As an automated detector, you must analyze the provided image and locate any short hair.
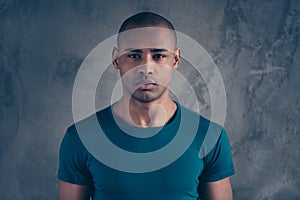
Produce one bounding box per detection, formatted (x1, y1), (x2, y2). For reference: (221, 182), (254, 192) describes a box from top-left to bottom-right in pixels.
(118, 12), (175, 33)
(117, 12), (177, 46)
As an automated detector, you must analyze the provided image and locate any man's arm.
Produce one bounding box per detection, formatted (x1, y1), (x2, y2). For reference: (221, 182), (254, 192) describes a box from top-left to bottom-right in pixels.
(59, 181), (91, 200)
(199, 177), (233, 200)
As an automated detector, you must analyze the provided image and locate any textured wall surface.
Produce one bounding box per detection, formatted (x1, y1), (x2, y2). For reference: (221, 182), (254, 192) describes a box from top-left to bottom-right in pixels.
(0, 0), (299, 199)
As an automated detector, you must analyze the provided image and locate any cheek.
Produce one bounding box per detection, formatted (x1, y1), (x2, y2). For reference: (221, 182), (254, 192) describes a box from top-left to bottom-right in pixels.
(156, 67), (173, 85)
(119, 67), (136, 85)
(118, 59), (139, 74)
(118, 63), (135, 76)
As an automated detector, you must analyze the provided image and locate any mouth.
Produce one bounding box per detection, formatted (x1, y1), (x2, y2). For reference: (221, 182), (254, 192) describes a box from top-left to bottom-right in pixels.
(134, 79), (157, 90)
(138, 83), (157, 90)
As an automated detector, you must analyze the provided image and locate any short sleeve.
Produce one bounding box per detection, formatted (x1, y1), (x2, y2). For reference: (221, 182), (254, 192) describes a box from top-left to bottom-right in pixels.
(200, 128), (235, 182)
(57, 125), (92, 185)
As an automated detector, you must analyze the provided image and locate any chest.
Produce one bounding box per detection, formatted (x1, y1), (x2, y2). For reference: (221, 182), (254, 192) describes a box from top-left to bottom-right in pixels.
(87, 148), (204, 199)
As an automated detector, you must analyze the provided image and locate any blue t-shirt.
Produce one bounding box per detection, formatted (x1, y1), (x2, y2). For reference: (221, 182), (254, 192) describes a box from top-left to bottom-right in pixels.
(57, 103), (235, 199)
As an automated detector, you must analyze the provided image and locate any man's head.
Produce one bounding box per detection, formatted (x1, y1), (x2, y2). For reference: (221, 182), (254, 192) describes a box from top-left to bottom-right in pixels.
(113, 12), (180, 103)
(117, 12), (177, 47)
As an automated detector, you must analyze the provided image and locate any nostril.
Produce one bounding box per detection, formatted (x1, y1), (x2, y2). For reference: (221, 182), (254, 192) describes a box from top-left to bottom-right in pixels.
(137, 64), (154, 76)
(138, 69), (145, 75)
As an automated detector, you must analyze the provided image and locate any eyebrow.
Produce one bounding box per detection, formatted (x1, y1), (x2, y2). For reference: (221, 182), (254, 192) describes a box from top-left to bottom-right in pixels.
(150, 48), (168, 53)
(124, 48), (169, 53)
(124, 48), (143, 53)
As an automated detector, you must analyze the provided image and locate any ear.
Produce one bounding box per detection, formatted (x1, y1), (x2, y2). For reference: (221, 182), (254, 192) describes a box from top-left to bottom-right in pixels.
(173, 48), (181, 69)
(112, 47), (119, 69)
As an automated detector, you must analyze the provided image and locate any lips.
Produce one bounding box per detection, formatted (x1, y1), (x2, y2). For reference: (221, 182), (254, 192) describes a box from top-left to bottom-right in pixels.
(138, 83), (157, 90)
(134, 78), (157, 90)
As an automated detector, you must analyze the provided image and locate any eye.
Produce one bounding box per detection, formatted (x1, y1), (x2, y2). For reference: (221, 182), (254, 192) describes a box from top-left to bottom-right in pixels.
(127, 54), (141, 59)
(153, 54), (166, 59)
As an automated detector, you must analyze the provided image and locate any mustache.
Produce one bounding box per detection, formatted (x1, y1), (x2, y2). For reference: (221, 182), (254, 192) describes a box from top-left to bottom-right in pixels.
(134, 75), (157, 85)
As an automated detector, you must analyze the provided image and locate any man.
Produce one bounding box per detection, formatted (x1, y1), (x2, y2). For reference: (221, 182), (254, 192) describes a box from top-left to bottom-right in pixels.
(57, 12), (235, 200)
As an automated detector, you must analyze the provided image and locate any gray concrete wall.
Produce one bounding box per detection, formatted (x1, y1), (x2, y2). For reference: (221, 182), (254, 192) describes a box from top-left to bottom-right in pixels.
(0, 0), (299, 199)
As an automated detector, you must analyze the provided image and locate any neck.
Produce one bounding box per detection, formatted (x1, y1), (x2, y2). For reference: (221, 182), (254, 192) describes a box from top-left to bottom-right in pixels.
(112, 95), (177, 128)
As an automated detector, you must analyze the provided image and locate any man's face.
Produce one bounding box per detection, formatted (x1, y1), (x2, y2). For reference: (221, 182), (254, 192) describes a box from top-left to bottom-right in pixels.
(113, 26), (180, 103)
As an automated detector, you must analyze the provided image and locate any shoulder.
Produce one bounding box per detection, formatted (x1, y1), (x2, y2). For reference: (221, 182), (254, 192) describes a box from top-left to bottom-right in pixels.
(70, 105), (111, 133)
(61, 105), (113, 154)
(60, 106), (110, 149)
(178, 103), (223, 133)
(177, 103), (227, 155)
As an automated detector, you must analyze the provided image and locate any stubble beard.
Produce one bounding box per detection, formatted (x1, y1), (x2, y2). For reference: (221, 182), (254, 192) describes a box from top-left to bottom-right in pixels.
(129, 85), (168, 104)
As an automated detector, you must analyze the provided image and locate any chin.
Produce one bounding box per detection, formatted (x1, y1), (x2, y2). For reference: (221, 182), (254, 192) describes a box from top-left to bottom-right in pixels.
(131, 92), (164, 103)
(132, 96), (158, 103)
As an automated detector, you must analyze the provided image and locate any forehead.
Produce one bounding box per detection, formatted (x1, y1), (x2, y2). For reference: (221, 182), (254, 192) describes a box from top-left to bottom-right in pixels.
(118, 27), (176, 53)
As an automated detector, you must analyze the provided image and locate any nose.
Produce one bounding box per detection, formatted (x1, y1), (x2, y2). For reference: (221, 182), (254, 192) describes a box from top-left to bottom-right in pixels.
(137, 55), (154, 75)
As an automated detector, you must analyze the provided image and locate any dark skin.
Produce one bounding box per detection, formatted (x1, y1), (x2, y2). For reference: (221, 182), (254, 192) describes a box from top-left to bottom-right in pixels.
(59, 24), (233, 200)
